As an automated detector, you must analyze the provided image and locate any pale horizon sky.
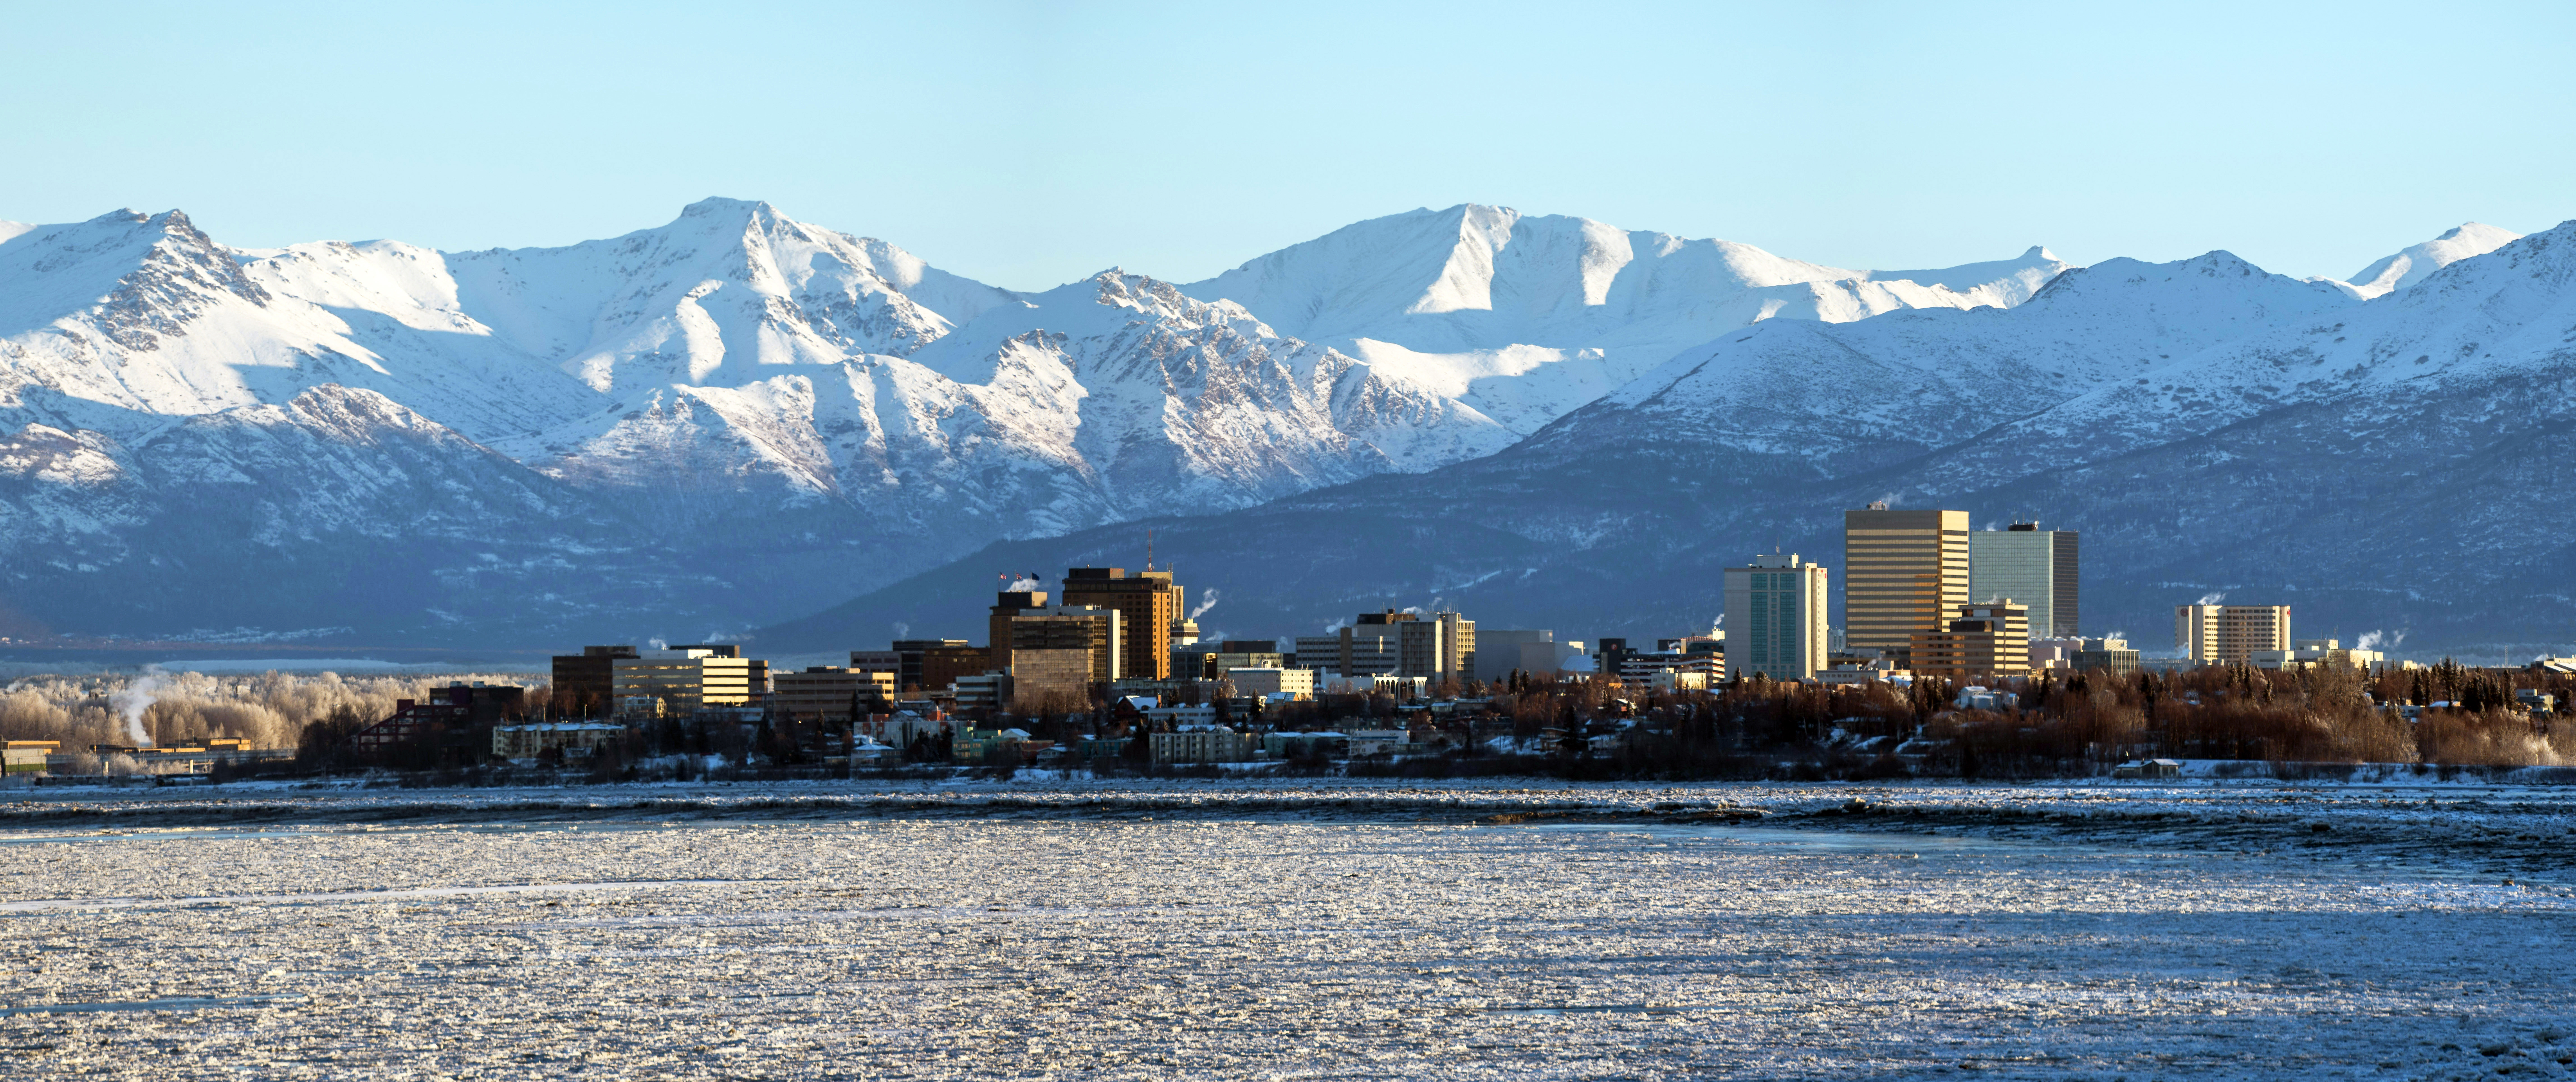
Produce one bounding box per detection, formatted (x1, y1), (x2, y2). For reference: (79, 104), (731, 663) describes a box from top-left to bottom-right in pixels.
(4, 1), (2569, 292)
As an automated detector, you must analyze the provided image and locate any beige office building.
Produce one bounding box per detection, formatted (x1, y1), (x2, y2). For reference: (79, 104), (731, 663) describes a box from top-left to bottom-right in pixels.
(2176, 604), (2291, 664)
(612, 648), (758, 714)
(1297, 610), (1475, 683)
(771, 667), (897, 723)
(1911, 600), (2032, 680)
(1844, 504), (1970, 659)
(1061, 568), (1182, 680)
(1009, 606), (1121, 683)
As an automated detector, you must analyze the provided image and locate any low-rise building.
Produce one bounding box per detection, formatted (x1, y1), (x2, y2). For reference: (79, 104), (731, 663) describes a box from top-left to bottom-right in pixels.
(1226, 667), (1313, 700)
(953, 672), (1014, 713)
(1262, 732), (1350, 758)
(4, 740), (58, 776)
(953, 727), (1034, 765)
(2248, 639), (2384, 671)
(771, 667), (898, 723)
(1632, 669), (1710, 694)
(2072, 637), (2142, 675)
(1816, 659), (1912, 686)
(493, 723), (626, 759)
(1145, 703), (1219, 728)
(1317, 673), (1429, 700)
(1174, 641), (1287, 679)
(1150, 728), (1258, 765)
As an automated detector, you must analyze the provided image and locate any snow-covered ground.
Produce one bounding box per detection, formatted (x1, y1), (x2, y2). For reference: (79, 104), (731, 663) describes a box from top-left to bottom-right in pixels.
(6, 780), (2573, 1079)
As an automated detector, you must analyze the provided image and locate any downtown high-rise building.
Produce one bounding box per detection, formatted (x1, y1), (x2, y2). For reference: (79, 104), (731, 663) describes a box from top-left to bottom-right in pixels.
(1060, 567), (1182, 680)
(1723, 553), (1829, 680)
(1842, 503), (1970, 661)
(1968, 522), (2079, 638)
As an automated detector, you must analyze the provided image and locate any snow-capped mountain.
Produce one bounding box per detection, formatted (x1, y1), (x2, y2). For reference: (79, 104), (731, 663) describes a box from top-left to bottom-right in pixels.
(1182, 205), (2072, 435)
(2330, 222), (2521, 299)
(770, 223), (2576, 659)
(0, 198), (2081, 643)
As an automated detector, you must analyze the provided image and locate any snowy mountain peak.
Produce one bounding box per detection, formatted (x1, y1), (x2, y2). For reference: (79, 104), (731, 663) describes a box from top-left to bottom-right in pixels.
(2340, 221), (2523, 299)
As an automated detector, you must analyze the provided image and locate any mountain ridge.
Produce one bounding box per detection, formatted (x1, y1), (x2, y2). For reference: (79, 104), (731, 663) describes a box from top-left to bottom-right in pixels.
(1, 199), (2544, 650)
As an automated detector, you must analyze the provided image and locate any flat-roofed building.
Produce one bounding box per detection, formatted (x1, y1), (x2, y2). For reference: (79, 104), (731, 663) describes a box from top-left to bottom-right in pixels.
(1294, 625), (1400, 678)
(1294, 610), (1474, 683)
(1008, 605), (1121, 684)
(1724, 552), (1828, 680)
(493, 723), (625, 759)
(1911, 600), (2031, 680)
(2175, 604), (2291, 664)
(987, 590), (1050, 672)
(1009, 648), (1097, 712)
(671, 644), (766, 697)
(1060, 567), (1182, 680)
(953, 672), (1014, 712)
(1844, 504), (1970, 663)
(920, 645), (994, 694)
(1174, 644), (1287, 679)
(2072, 637), (2141, 675)
(1968, 522), (2079, 638)
(1150, 728), (1259, 765)
(890, 639), (971, 693)
(550, 645), (637, 718)
(772, 666), (897, 723)
(613, 649), (758, 714)
(1226, 666), (1315, 700)
(2250, 638), (2383, 671)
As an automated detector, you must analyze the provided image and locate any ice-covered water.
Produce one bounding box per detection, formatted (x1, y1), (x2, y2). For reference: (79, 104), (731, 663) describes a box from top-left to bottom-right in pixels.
(5, 799), (2573, 1079)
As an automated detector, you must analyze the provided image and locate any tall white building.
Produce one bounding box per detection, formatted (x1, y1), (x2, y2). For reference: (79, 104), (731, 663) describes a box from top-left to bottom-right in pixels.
(2176, 604), (2291, 664)
(1968, 522), (2079, 638)
(1723, 553), (1829, 680)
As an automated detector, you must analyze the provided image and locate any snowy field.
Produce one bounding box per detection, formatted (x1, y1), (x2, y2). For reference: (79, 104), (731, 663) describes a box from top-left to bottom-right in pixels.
(5, 780), (2575, 1079)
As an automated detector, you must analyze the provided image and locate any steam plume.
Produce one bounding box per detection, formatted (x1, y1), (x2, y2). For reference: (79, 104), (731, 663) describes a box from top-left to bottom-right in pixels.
(109, 666), (166, 747)
(1187, 589), (1219, 620)
(2193, 592), (2227, 606)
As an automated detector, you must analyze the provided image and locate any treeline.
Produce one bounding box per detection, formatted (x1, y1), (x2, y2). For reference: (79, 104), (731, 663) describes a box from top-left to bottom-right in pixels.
(1445, 662), (2576, 781)
(0, 671), (542, 761)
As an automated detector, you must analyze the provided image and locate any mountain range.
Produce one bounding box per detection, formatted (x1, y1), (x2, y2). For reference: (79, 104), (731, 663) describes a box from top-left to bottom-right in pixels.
(1, 200), (2561, 659)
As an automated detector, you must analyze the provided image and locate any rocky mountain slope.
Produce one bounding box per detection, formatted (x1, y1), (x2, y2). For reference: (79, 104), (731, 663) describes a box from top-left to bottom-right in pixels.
(0, 200), (2057, 645)
(770, 223), (2576, 661)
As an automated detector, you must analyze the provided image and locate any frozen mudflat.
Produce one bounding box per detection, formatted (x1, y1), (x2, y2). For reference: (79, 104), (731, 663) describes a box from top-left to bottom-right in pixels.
(4, 781), (2574, 1079)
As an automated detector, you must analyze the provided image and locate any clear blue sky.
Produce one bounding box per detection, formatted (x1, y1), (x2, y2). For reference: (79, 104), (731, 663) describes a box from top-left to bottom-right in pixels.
(5, 1), (2569, 291)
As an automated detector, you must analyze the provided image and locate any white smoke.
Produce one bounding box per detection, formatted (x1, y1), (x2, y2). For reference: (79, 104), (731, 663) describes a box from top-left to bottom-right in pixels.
(646, 636), (668, 650)
(891, 623), (910, 639)
(1187, 589), (1219, 620)
(108, 666), (166, 747)
(2193, 592), (2227, 606)
(1004, 577), (1043, 593)
(1322, 618), (1347, 634)
(2356, 629), (2407, 652)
